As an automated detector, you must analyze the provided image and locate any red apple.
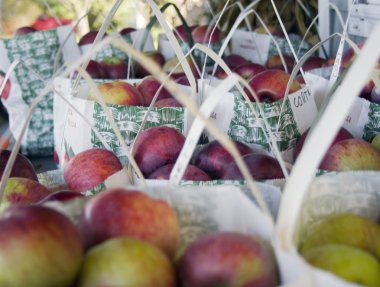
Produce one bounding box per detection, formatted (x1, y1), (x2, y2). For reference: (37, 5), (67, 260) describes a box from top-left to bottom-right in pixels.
(178, 232), (278, 287)
(163, 56), (199, 78)
(78, 237), (176, 287)
(193, 140), (254, 179)
(63, 148), (123, 193)
(0, 71), (11, 100)
(136, 75), (172, 106)
(132, 126), (185, 177)
(78, 30), (107, 46)
(0, 149), (38, 181)
(148, 164), (211, 181)
(171, 72), (191, 86)
(154, 98), (182, 107)
(136, 50), (165, 78)
(302, 56), (326, 71)
(320, 138), (380, 171)
(174, 24), (198, 42)
(0, 177), (51, 212)
(39, 190), (84, 204)
(221, 153), (284, 180)
(79, 188), (180, 258)
(266, 54), (294, 72)
(0, 205), (83, 287)
(32, 15), (72, 31)
(99, 56), (128, 79)
(246, 69), (301, 102)
(293, 127), (353, 161)
(119, 27), (136, 36)
(191, 25), (224, 44)
(13, 26), (37, 36)
(233, 62), (266, 81)
(72, 60), (107, 80)
(223, 54), (248, 70)
(95, 81), (144, 106)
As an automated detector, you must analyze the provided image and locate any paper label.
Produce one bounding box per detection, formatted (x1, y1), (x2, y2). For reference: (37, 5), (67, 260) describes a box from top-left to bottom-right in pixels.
(304, 72), (330, 110)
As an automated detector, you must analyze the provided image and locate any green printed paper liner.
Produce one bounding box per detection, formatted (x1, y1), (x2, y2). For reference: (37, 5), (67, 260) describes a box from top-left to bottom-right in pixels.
(274, 23), (380, 287)
(0, 25), (80, 156)
(53, 77), (191, 167)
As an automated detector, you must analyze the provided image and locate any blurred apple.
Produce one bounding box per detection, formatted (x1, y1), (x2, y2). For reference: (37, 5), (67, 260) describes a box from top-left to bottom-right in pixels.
(192, 25), (224, 44)
(223, 54), (248, 70)
(137, 75), (172, 106)
(299, 213), (380, 260)
(255, 25), (284, 37)
(132, 126), (185, 177)
(233, 62), (266, 81)
(221, 153), (284, 180)
(371, 133), (380, 151)
(136, 50), (165, 78)
(302, 56), (326, 71)
(193, 140), (254, 179)
(173, 24), (198, 42)
(79, 188), (180, 257)
(0, 205), (83, 287)
(119, 27), (136, 36)
(72, 60), (107, 80)
(32, 15), (72, 31)
(13, 26), (37, 36)
(178, 232), (278, 287)
(163, 56), (199, 78)
(78, 237), (176, 287)
(148, 163), (211, 181)
(319, 139), (380, 171)
(94, 81), (144, 106)
(266, 54), (294, 72)
(0, 71), (11, 100)
(78, 30), (107, 46)
(39, 190), (84, 204)
(246, 69), (301, 102)
(293, 127), (353, 161)
(0, 177), (51, 212)
(99, 56), (128, 79)
(0, 149), (38, 181)
(63, 148), (123, 193)
(154, 98), (182, 107)
(303, 244), (380, 287)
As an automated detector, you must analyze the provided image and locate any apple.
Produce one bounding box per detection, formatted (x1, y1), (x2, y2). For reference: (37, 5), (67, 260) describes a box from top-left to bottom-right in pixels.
(178, 232), (278, 287)
(79, 188), (180, 258)
(371, 133), (380, 150)
(13, 26), (37, 36)
(173, 24), (198, 42)
(223, 54), (248, 70)
(246, 69), (301, 102)
(72, 60), (107, 80)
(0, 205), (83, 287)
(136, 75), (172, 106)
(63, 148), (123, 193)
(303, 244), (380, 287)
(266, 54), (294, 72)
(299, 213), (380, 260)
(0, 149), (38, 181)
(154, 98), (182, 107)
(193, 140), (254, 179)
(302, 56), (326, 71)
(94, 81), (144, 106)
(78, 30), (107, 46)
(163, 56), (199, 78)
(293, 127), (353, 161)
(78, 237), (176, 287)
(148, 163), (211, 181)
(32, 15), (72, 31)
(132, 126), (185, 177)
(191, 25), (224, 44)
(319, 138), (380, 171)
(0, 177), (51, 212)
(233, 62), (266, 81)
(98, 56), (128, 79)
(0, 71), (11, 100)
(221, 153), (284, 180)
(39, 190), (84, 204)
(135, 50), (165, 78)
(119, 27), (136, 36)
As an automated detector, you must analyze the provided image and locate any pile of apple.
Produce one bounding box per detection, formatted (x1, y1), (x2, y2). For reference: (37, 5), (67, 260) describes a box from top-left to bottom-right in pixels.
(0, 149), (279, 287)
(299, 212), (380, 287)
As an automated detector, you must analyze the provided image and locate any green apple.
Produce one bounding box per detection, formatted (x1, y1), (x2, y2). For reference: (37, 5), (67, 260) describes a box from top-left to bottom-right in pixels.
(78, 237), (176, 287)
(303, 244), (380, 287)
(371, 133), (380, 151)
(299, 213), (380, 260)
